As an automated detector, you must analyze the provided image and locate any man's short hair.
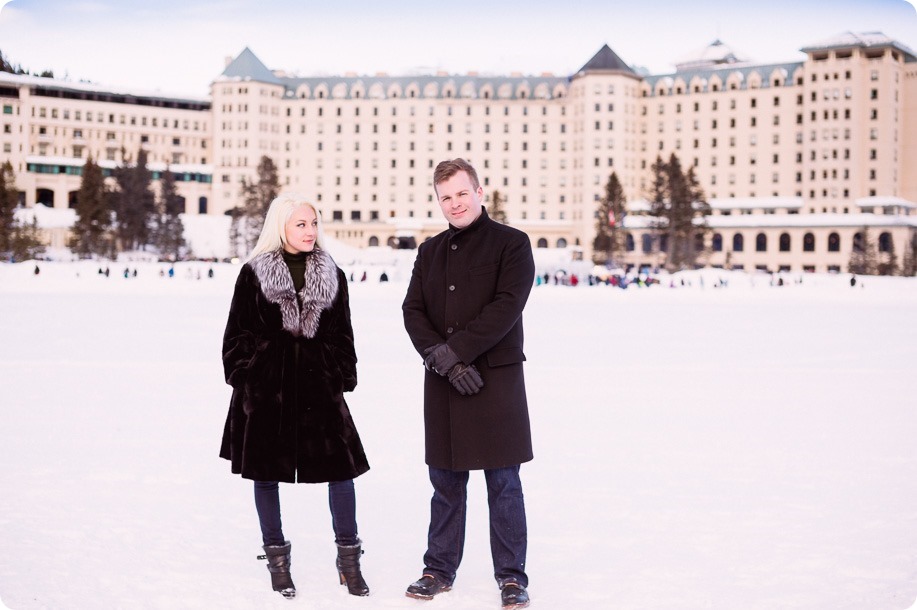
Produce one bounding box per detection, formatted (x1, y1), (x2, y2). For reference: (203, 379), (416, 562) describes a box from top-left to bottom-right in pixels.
(433, 158), (480, 192)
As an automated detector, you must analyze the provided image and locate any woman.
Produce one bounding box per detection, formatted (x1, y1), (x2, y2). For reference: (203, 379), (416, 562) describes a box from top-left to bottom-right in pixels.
(219, 193), (370, 599)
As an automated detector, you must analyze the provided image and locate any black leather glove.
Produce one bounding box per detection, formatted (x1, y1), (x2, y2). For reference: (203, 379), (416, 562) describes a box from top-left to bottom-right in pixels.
(448, 363), (484, 396)
(423, 343), (461, 376)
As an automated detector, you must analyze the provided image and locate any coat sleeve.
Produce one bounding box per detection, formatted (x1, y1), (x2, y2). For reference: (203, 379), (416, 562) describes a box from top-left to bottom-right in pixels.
(222, 265), (269, 388)
(326, 268), (358, 392)
(447, 231), (535, 365)
(402, 245), (446, 357)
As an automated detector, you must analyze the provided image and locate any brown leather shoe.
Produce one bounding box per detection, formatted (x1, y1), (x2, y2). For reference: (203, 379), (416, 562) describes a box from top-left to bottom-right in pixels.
(501, 582), (530, 608)
(405, 573), (452, 600)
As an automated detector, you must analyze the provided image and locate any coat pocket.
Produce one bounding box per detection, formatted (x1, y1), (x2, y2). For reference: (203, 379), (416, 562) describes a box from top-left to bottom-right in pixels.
(485, 346), (526, 367)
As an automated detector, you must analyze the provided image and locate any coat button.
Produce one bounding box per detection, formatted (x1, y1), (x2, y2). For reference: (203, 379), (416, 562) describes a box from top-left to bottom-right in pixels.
(451, 244), (457, 251)
(449, 285), (455, 291)
(447, 327), (454, 334)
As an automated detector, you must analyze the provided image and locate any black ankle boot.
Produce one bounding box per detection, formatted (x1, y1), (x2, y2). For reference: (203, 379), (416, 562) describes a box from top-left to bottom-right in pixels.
(258, 541), (295, 599)
(336, 539), (370, 596)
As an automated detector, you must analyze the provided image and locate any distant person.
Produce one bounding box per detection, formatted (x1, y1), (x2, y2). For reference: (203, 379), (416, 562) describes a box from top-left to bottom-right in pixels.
(402, 159), (534, 609)
(33, 264), (39, 276)
(379, 271), (389, 282)
(208, 267), (214, 279)
(220, 193), (371, 600)
(168, 266), (174, 278)
(850, 274), (857, 287)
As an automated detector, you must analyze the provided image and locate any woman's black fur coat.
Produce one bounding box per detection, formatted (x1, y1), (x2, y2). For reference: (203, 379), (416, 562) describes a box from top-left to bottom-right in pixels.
(219, 248), (369, 483)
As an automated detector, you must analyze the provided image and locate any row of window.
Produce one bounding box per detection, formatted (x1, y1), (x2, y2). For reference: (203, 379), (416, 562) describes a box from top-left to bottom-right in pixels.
(26, 163), (212, 182)
(627, 231), (896, 254)
(29, 106), (206, 130)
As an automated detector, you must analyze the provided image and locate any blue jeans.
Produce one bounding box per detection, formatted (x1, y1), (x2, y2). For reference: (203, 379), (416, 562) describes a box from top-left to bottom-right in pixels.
(254, 479), (359, 547)
(423, 465), (528, 588)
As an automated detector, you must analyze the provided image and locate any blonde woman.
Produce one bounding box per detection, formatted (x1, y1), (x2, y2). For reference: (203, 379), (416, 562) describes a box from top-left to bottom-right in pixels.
(220, 193), (370, 599)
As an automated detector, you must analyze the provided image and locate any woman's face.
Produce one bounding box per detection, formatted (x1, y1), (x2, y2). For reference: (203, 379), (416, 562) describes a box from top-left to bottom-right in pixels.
(283, 205), (318, 253)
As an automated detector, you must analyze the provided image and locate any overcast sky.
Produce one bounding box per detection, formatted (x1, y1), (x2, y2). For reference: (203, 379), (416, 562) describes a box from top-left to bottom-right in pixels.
(1, 0), (915, 99)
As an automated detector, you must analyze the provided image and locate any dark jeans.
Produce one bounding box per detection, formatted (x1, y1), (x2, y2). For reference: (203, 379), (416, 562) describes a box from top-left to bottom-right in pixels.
(254, 479), (359, 547)
(423, 465), (528, 588)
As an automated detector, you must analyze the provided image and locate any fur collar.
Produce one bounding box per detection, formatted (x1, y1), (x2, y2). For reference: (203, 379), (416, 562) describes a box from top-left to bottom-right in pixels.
(249, 248), (340, 338)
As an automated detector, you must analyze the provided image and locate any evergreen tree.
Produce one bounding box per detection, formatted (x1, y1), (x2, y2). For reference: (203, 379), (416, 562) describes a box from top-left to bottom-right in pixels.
(0, 48), (52, 76)
(153, 167), (187, 260)
(901, 233), (917, 277)
(112, 147), (155, 252)
(71, 156), (113, 257)
(847, 227), (878, 275)
(0, 160), (17, 255)
(592, 171), (627, 265)
(227, 206), (245, 260)
(878, 235), (899, 276)
(648, 153), (710, 271)
(236, 155), (280, 254)
(9, 216), (45, 261)
(488, 190), (508, 224)
(848, 227), (878, 275)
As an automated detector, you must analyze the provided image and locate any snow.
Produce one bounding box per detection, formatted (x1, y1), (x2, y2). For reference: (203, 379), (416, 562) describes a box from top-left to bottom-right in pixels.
(1, 255), (916, 610)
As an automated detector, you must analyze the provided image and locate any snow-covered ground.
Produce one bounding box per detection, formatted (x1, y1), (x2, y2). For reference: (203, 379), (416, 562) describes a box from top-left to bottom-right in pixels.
(1, 255), (916, 609)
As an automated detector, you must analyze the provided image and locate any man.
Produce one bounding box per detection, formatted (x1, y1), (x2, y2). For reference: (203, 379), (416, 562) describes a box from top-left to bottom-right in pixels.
(402, 158), (535, 609)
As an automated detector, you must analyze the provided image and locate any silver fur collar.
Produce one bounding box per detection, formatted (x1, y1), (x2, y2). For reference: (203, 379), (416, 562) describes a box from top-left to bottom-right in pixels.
(249, 248), (340, 338)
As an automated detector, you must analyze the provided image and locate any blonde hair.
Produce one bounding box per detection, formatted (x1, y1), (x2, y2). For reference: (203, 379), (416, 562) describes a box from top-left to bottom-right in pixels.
(248, 193), (327, 260)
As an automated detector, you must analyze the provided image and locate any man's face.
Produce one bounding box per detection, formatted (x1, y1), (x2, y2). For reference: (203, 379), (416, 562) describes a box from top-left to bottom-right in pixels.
(435, 171), (483, 229)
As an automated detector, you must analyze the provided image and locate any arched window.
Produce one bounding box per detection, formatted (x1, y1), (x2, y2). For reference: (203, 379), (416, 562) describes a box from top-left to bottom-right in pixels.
(852, 232), (864, 253)
(536, 238), (548, 248)
(779, 232), (791, 252)
(368, 236), (379, 247)
(878, 232), (892, 253)
(756, 233), (768, 252)
(36, 188), (54, 206)
(198, 196), (207, 214)
(557, 238), (568, 248)
(659, 234), (668, 252)
(68, 190), (79, 209)
(828, 232), (840, 252)
(803, 232), (815, 252)
(712, 233), (723, 252)
(641, 234), (653, 253)
(733, 233), (744, 252)
(694, 233), (705, 252)
(625, 233), (635, 252)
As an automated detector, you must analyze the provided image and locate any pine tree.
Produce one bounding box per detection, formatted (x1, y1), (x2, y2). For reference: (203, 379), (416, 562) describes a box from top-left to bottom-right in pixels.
(236, 155), (280, 254)
(112, 147), (155, 252)
(0, 160), (17, 256)
(488, 190), (508, 224)
(848, 227), (878, 275)
(648, 154), (710, 271)
(9, 216), (45, 261)
(878, 236), (899, 276)
(153, 167), (187, 260)
(901, 233), (917, 277)
(71, 156), (113, 257)
(592, 172), (627, 265)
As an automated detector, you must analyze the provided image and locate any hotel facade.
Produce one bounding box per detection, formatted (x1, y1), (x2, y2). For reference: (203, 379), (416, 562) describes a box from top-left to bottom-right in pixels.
(2, 31), (915, 272)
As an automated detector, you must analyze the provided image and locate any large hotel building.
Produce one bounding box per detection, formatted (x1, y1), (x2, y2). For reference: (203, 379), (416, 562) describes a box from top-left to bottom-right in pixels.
(2, 31), (915, 272)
